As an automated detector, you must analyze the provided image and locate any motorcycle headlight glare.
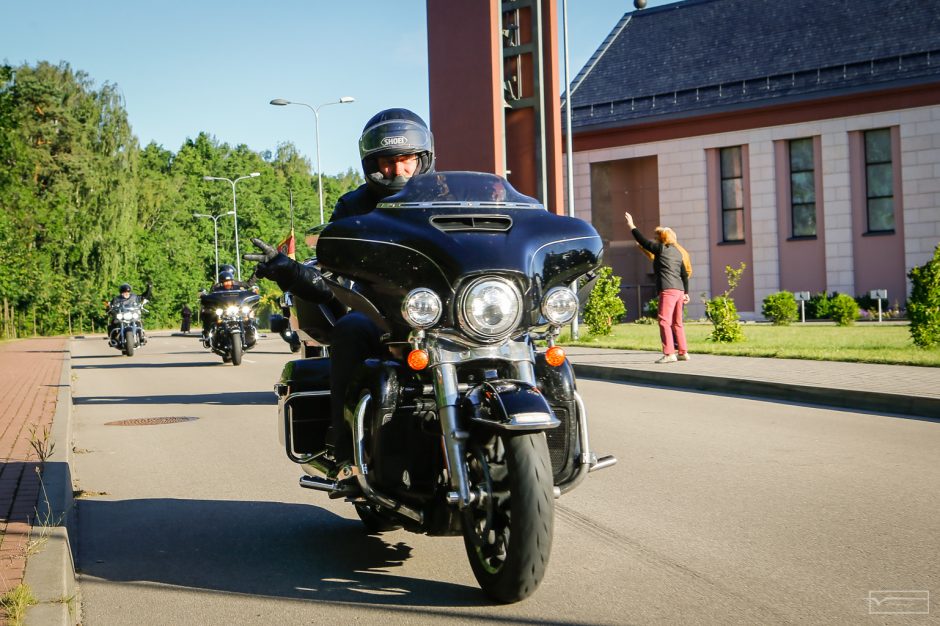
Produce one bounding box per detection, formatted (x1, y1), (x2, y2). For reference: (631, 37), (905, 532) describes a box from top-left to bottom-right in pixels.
(541, 287), (578, 325)
(215, 308), (223, 317)
(402, 288), (442, 329)
(459, 277), (522, 341)
(225, 305), (239, 317)
(241, 306), (251, 315)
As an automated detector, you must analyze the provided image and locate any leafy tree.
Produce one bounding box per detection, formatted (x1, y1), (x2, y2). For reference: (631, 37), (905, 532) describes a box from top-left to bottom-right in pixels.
(705, 263), (745, 342)
(908, 244), (940, 348)
(583, 266), (626, 336)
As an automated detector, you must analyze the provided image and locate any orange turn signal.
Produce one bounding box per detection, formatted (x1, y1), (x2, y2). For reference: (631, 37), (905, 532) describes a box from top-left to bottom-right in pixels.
(545, 346), (566, 367)
(407, 349), (430, 370)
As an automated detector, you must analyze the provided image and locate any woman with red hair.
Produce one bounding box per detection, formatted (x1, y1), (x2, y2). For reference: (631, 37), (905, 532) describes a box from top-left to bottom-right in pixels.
(624, 212), (692, 363)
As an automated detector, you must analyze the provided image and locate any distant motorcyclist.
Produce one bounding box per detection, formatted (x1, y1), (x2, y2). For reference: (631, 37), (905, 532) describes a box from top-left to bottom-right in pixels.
(210, 264), (252, 291)
(109, 282), (151, 308)
(245, 108), (434, 473)
(201, 266), (253, 341)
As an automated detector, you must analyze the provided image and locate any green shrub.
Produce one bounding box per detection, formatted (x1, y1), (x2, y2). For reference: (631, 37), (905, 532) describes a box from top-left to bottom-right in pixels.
(908, 244), (940, 348)
(829, 293), (859, 326)
(805, 292), (831, 319)
(644, 297), (659, 318)
(583, 266), (626, 336)
(705, 263), (745, 342)
(762, 291), (798, 325)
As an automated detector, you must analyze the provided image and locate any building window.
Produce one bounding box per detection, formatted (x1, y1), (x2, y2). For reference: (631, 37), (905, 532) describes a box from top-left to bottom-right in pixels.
(789, 138), (816, 237)
(720, 146), (744, 241)
(864, 128), (894, 232)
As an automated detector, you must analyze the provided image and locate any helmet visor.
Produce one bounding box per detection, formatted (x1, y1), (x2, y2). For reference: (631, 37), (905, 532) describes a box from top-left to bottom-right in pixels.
(359, 122), (433, 158)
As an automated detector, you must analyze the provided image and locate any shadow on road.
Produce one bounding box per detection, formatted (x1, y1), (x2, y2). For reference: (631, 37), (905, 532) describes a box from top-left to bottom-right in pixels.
(75, 498), (488, 607)
(72, 360), (224, 369)
(73, 391), (275, 406)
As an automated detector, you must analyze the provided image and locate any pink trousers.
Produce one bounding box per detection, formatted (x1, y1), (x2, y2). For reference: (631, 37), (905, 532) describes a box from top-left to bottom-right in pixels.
(658, 288), (688, 355)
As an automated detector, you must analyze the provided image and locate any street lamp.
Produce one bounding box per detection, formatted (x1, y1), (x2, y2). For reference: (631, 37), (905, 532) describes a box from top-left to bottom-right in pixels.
(203, 172), (260, 280)
(270, 96), (355, 224)
(193, 211), (236, 280)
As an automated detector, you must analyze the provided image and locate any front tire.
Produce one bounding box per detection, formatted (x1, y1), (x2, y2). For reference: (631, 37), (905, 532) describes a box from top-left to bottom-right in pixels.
(462, 432), (554, 603)
(124, 328), (136, 357)
(230, 336), (243, 366)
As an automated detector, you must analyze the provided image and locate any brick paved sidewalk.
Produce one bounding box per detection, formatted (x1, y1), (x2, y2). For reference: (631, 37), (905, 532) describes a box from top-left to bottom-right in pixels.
(0, 337), (67, 600)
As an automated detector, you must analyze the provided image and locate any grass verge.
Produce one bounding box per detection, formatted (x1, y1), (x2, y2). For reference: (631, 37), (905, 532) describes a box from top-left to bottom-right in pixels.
(562, 321), (940, 367)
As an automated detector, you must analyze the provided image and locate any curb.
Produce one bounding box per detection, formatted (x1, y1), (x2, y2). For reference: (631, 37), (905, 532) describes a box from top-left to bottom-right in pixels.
(24, 344), (80, 625)
(572, 363), (940, 420)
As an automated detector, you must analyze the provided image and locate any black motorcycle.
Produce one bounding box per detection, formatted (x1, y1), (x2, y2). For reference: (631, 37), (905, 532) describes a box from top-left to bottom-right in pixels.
(199, 289), (260, 365)
(275, 172), (615, 603)
(108, 299), (147, 357)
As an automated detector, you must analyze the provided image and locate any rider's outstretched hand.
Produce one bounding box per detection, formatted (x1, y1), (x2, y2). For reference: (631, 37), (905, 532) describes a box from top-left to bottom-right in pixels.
(244, 237), (295, 289)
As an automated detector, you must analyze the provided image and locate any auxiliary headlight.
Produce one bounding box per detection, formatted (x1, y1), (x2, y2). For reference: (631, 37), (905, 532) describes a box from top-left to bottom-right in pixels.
(541, 287), (578, 325)
(215, 308), (223, 317)
(402, 288), (442, 329)
(132, 311), (141, 320)
(241, 305), (251, 315)
(459, 277), (522, 341)
(116, 312), (125, 321)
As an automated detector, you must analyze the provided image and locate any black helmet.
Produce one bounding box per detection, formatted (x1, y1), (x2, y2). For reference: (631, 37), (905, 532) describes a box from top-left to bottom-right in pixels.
(219, 264), (235, 276)
(219, 269), (235, 282)
(119, 283), (132, 293)
(358, 108), (434, 196)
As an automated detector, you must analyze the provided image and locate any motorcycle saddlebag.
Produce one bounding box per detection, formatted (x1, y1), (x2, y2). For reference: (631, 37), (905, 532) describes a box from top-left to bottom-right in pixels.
(276, 357), (332, 462)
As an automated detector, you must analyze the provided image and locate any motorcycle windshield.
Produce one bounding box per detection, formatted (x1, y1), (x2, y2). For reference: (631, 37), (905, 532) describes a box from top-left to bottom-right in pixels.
(199, 289), (260, 309)
(317, 172), (602, 334)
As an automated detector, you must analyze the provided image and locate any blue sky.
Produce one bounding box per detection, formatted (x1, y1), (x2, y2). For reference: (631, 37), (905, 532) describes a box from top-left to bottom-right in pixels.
(4, 0), (677, 175)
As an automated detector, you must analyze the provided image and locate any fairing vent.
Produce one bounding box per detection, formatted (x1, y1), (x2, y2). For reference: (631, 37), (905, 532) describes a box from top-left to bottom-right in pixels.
(430, 214), (513, 233)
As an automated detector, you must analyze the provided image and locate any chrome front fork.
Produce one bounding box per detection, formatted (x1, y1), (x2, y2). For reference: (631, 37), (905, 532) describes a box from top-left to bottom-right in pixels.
(435, 360), (538, 510)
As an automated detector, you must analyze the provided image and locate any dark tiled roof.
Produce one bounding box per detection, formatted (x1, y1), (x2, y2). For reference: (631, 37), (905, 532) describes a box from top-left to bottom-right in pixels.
(568, 0), (940, 132)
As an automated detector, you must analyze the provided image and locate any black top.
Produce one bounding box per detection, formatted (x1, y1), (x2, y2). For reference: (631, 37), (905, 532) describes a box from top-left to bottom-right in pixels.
(631, 227), (689, 294)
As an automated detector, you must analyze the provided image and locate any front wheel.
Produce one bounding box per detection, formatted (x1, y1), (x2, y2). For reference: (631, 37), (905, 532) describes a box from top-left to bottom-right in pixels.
(230, 335), (243, 366)
(124, 328), (136, 357)
(462, 432), (554, 603)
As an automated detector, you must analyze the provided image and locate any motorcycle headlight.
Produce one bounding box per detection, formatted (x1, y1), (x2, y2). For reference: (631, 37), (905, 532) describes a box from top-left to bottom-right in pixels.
(116, 312), (125, 321)
(458, 277), (522, 341)
(241, 306), (251, 315)
(402, 288), (442, 329)
(225, 305), (239, 317)
(215, 308), (223, 317)
(541, 287), (578, 325)
(132, 311), (141, 320)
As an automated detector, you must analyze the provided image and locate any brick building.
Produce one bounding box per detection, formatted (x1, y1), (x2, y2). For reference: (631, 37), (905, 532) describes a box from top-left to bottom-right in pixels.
(566, 0), (940, 319)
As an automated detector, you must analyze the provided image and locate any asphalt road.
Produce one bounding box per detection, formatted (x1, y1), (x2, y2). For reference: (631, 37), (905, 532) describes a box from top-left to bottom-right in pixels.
(69, 334), (939, 625)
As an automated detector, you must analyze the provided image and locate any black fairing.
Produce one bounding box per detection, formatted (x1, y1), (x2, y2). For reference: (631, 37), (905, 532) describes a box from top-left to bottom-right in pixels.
(316, 172), (602, 339)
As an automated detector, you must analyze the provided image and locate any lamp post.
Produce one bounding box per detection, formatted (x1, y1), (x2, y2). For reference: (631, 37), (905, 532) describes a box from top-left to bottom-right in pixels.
(270, 96), (355, 224)
(193, 211), (236, 280)
(203, 172), (260, 280)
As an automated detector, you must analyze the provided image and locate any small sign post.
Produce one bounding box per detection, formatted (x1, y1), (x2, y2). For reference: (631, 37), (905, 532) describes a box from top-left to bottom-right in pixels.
(870, 289), (888, 322)
(794, 291), (811, 323)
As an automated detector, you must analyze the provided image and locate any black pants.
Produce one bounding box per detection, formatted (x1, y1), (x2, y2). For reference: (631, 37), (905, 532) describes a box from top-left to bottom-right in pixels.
(328, 312), (384, 461)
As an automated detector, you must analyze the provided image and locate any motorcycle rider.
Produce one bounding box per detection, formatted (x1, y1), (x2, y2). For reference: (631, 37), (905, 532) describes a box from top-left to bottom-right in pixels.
(200, 265), (253, 343)
(244, 108), (434, 477)
(108, 282), (151, 342)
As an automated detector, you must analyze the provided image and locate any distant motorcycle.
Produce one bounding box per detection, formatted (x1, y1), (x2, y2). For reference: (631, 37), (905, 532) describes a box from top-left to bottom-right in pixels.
(108, 299), (147, 357)
(199, 289), (260, 365)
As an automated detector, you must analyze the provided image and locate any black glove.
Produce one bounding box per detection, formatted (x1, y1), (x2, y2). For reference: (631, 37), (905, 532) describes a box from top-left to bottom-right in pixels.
(244, 237), (333, 303)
